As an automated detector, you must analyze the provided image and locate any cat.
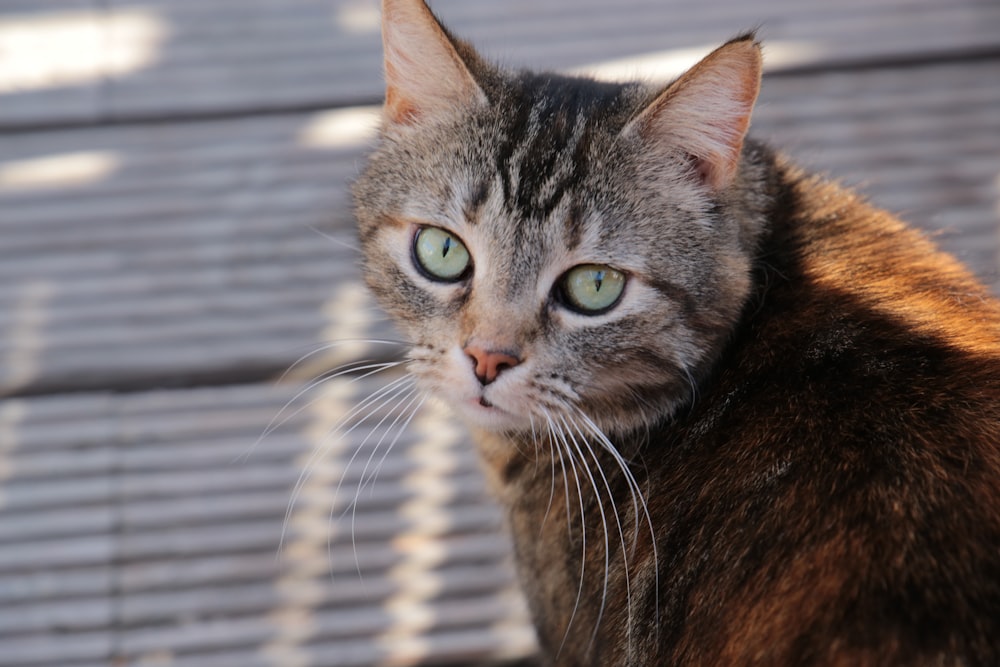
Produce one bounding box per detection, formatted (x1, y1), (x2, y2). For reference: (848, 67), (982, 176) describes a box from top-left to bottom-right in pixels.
(351, 0), (1000, 664)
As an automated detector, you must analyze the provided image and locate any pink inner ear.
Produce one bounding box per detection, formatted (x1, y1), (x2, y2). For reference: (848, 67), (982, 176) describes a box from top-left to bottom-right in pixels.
(384, 62), (421, 124)
(629, 37), (762, 191)
(381, 0), (485, 126)
(694, 157), (715, 186)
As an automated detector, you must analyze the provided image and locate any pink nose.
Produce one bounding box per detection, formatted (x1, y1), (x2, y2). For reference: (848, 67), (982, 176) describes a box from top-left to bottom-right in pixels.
(463, 345), (520, 385)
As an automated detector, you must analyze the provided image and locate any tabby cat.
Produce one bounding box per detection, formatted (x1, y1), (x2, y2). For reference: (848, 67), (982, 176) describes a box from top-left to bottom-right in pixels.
(351, 0), (1000, 664)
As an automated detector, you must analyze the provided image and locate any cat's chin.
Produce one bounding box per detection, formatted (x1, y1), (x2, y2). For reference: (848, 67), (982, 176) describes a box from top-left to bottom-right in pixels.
(452, 396), (532, 434)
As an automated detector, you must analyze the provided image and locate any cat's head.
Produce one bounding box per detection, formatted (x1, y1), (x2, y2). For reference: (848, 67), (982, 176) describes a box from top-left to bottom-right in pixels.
(353, 0), (768, 437)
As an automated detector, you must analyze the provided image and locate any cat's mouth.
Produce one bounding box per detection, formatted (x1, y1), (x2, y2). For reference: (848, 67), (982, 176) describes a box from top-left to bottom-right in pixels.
(457, 393), (529, 432)
(468, 395), (499, 412)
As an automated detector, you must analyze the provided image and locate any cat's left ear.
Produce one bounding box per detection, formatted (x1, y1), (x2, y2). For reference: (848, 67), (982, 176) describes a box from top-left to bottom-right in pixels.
(381, 0), (487, 125)
(624, 34), (762, 190)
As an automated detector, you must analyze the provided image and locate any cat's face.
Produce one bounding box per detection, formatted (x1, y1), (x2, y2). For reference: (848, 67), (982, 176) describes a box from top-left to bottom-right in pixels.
(354, 0), (764, 437)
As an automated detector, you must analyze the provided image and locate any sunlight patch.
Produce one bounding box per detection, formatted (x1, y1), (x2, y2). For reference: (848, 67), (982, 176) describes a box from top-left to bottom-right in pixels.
(0, 151), (120, 191)
(572, 40), (827, 82)
(298, 107), (381, 150)
(336, 0), (380, 34)
(0, 9), (165, 93)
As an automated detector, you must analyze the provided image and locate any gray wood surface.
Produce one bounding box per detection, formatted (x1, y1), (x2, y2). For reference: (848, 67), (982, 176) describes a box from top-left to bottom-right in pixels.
(1, 0), (998, 665)
(2, 0), (999, 127)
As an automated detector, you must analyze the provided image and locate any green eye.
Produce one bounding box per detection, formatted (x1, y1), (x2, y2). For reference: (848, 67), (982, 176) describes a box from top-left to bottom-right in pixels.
(560, 264), (626, 314)
(413, 226), (471, 281)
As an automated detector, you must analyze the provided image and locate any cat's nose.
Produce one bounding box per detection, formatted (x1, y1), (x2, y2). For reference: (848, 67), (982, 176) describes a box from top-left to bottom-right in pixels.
(463, 345), (520, 385)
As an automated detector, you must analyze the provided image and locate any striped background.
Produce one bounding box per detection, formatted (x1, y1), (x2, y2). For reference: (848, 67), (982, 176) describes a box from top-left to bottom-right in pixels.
(1, 1), (998, 665)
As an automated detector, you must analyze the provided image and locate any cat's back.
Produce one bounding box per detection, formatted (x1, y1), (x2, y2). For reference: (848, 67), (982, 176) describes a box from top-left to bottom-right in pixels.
(647, 158), (1000, 666)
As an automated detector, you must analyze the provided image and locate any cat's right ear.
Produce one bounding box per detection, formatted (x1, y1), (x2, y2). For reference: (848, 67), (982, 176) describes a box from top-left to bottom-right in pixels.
(623, 35), (762, 191)
(381, 0), (487, 125)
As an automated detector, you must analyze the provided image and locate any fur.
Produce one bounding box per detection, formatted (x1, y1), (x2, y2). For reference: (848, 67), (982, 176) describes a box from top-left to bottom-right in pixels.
(352, 1), (1000, 664)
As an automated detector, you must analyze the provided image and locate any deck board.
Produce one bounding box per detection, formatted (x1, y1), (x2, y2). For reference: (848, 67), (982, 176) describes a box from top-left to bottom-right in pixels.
(1, 0), (998, 127)
(2, 60), (998, 398)
(1, 0), (999, 665)
(0, 379), (533, 666)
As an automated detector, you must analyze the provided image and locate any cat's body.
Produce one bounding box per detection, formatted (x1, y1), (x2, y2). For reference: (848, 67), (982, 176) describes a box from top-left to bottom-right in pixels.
(353, 1), (1000, 664)
(475, 156), (1000, 665)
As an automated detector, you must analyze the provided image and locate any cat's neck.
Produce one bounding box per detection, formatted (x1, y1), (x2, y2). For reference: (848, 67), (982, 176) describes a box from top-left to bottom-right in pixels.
(469, 423), (654, 659)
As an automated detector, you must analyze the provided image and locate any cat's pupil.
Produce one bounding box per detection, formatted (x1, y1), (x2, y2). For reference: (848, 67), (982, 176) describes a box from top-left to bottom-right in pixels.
(560, 264), (627, 313)
(412, 226), (471, 282)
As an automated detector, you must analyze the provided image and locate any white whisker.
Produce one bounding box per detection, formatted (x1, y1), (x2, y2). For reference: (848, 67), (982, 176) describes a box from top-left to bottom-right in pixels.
(547, 414), (589, 659)
(308, 225), (362, 253)
(279, 373), (415, 556)
(567, 415), (635, 647)
(280, 338), (406, 381)
(575, 408), (660, 632)
(347, 388), (426, 577)
(356, 387), (423, 493)
(245, 359), (405, 464)
(559, 414), (614, 651)
(536, 411), (560, 533)
(327, 376), (418, 510)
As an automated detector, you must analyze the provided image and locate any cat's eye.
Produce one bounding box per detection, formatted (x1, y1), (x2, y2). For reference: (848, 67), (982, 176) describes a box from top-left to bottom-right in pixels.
(559, 264), (626, 314)
(412, 226), (471, 281)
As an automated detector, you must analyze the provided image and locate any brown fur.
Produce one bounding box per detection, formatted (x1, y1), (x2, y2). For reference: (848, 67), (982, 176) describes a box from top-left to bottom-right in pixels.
(356, 2), (1000, 664)
(481, 158), (1000, 665)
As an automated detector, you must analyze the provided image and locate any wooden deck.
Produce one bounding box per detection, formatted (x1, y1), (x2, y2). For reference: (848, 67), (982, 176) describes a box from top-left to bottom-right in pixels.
(1, 1), (998, 665)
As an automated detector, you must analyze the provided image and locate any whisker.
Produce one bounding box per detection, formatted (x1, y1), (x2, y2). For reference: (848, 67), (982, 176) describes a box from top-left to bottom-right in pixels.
(544, 412), (573, 544)
(347, 388), (425, 577)
(576, 408), (660, 633)
(573, 411), (642, 546)
(567, 415), (635, 648)
(559, 414), (614, 652)
(245, 359), (405, 464)
(369, 393), (427, 491)
(356, 387), (423, 494)
(278, 338), (408, 384)
(279, 373), (415, 556)
(681, 365), (700, 416)
(535, 411), (560, 533)
(327, 376), (418, 512)
(547, 414), (589, 659)
(328, 373), (417, 443)
(308, 225), (362, 253)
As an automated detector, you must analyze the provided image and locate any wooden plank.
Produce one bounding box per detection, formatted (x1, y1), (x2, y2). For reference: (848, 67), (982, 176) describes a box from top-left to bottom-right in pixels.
(0, 595), (113, 636)
(116, 550), (517, 626)
(94, 0), (1000, 120)
(0, 633), (111, 667)
(115, 593), (531, 661)
(0, 4), (998, 663)
(0, 565), (110, 605)
(0, 376), (535, 666)
(0, 0), (997, 128)
(0, 1), (104, 127)
(1, 60), (997, 396)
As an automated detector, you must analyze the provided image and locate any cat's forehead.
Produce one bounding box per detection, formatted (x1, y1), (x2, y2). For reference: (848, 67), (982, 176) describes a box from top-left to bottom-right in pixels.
(479, 74), (637, 220)
(388, 73), (642, 230)
(444, 172), (641, 296)
(450, 175), (575, 277)
(387, 72), (693, 279)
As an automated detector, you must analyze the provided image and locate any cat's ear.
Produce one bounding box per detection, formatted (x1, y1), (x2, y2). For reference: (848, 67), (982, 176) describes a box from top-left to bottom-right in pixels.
(381, 0), (487, 125)
(625, 35), (762, 190)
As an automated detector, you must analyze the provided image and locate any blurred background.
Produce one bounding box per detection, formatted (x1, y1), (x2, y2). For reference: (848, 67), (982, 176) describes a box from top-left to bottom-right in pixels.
(0, 0), (998, 665)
